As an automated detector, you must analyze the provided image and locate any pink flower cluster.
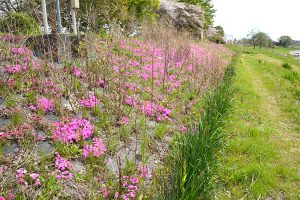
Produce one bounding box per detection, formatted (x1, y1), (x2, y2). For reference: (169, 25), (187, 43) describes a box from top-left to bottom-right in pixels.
(0, 125), (25, 141)
(0, 34), (22, 42)
(83, 138), (106, 157)
(72, 66), (82, 77)
(141, 101), (172, 122)
(99, 175), (141, 199)
(139, 165), (150, 179)
(51, 153), (73, 180)
(79, 94), (100, 108)
(124, 95), (138, 106)
(52, 118), (94, 144)
(16, 168), (27, 185)
(99, 164), (150, 199)
(37, 97), (54, 113)
(120, 176), (140, 199)
(11, 47), (32, 56)
(98, 78), (106, 88)
(0, 192), (14, 200)
(5, 64), (27, 74)
(16, 168), (41, 187)
(30, 173), (41, 187)
(43, 79), (62, 96)
(5, 47), (41, 76)
(121, 116), (129, 125)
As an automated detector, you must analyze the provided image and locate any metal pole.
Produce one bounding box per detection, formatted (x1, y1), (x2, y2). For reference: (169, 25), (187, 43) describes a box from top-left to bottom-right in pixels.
(71, 9), (77, 35)
(41, 0), (49, 34)
(56, 0), (62, 33)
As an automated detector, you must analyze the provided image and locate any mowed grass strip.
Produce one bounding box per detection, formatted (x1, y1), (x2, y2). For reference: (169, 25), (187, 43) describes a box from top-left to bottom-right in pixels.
(218, 46), (300, 199)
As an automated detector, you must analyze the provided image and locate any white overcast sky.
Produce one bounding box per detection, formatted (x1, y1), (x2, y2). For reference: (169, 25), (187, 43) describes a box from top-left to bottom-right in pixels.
(212, 0), (300, 41)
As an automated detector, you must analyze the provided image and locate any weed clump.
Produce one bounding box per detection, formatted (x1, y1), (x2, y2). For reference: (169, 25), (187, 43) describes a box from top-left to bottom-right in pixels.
(282, 63), (291, 70)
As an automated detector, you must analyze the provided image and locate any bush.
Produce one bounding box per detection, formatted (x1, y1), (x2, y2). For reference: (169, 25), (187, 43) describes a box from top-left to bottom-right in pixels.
(0, 12), (41, 35)
(282, 63), (291, 70)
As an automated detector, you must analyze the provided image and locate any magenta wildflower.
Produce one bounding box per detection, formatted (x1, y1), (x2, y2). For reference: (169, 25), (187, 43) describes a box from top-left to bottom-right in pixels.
(121, 116), (129, 125)
(180, 125), (188, 133)
(141, 102), (172, 122)
(72, 66), (82, 77)
(37, 97), (54, 112)
(80, 94), (99, 108)
(30, 173), (41, 187)
(83, 137), (106, 158)
(51, 153), (73, 180)
(130, 177), (139, 184)
(98, 78), (106, 88)
(29, 105), (37, 111)
(124, 95), (137, 106)
(52, 118), (94, 144)
(139, 165), (150, 179)
(114, 192), (119, 199)
(16, 168), (27, 185)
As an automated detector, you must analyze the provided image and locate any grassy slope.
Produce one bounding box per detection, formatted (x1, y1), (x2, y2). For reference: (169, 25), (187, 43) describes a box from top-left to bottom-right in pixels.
(218, 46), (300, 199)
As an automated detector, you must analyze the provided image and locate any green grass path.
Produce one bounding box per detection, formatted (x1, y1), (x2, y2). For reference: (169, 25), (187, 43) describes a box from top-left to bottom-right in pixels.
(218, 47), (300, 199)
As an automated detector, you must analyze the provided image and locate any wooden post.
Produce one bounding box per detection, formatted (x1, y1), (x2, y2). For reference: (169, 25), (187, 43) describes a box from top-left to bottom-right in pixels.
(41, 0), (49, 34)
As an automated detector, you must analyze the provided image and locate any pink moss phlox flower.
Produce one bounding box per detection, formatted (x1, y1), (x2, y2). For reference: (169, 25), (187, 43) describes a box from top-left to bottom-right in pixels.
(11, 47), (32, 56)
(43, 79), (61, 95)
(141, 102), (155, 117)
(7, 79), (15, 87)
(51, 153), (73, 180)
(124, 95), (137, 106)
(55, 153), (73, 171)
(7, 193), (15, 200)
(141, 102), (172, 122)
(98, 78), (106, 88)
(5, 64), (24, 74)
(30, 173), (39, 180)
(30, 173), (41, 187)
(130, 177), (139, 184)
(29, 105), (37, 111)
(180, 125), (188, 133)
(37, 97), (54, 112)
(168, 74), (176, 82)
(0, 196), (5, 200)
(83, 137), (106, 158)
(114, 192), (119, 199)
(121, 116), (129, 125)
(16, 168), (27, 185)
(139, 165), (150, 179)
(0, 125), (25, 141)
(101, 187), (109, 197)
(52, 118), (94, 144)
(124, 82), (137, 92)
(122, 195), (129, 200)
(129, 60), (139, 67)
(80, 94), (99, 108)
(129, 191), (135, 197)
(72, 66), (82, 77)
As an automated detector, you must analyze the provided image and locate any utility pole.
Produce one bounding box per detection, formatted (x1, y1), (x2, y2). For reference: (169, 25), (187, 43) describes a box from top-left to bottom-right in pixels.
(71, 0), (80, 35)
(71, 9), (77, 35)
(41, 0), (49, 34)
(56, 0), (62, 33)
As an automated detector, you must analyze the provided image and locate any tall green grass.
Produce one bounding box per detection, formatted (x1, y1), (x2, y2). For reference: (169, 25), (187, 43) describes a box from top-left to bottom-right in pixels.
(160, 55), (237, 199)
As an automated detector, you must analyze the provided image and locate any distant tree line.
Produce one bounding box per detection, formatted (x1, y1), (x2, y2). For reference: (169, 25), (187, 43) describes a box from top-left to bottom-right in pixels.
(238, 29), (294, 48)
